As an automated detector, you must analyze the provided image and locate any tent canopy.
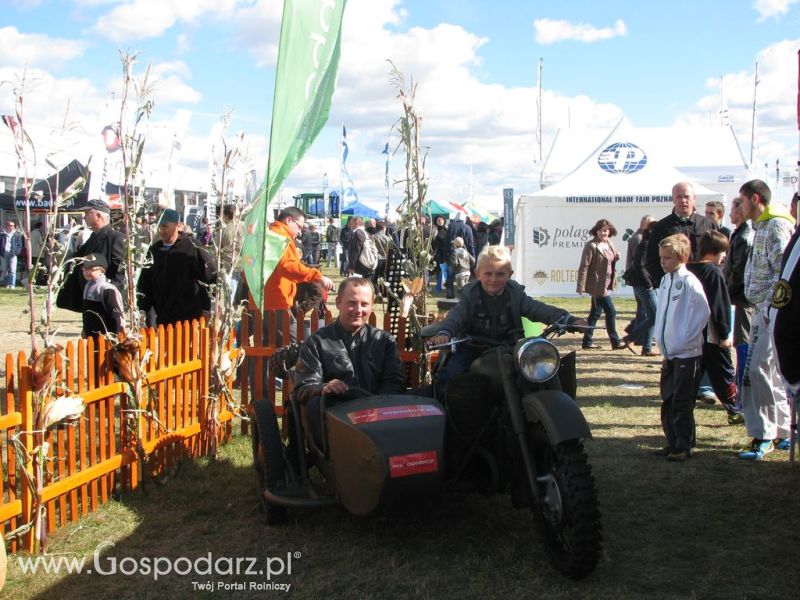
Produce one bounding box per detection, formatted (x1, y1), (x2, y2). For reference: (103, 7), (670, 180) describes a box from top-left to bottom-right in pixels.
(341, 200), (380, 219)
(539, 117), (750, 201)
(0, 159), (89, 212)
(513, 119), (724, 296)
(422, 199), (453, 217)
(531, 119), (724, 201)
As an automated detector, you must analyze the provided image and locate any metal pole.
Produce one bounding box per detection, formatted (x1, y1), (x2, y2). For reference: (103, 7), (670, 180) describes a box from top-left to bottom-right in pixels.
(750, 62), (759, 167)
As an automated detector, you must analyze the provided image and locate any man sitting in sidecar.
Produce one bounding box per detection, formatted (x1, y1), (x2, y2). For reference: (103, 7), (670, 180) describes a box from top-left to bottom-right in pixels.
(292, 276), (408, 446)
(252, 276), (447, 524)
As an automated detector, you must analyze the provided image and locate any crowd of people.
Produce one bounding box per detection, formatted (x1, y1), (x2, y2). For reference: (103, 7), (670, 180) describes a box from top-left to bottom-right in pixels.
(573, 180), (798, 461)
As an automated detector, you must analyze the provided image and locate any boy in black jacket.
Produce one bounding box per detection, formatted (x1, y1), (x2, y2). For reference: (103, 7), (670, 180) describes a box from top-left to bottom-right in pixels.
(687, 231), (742, 424)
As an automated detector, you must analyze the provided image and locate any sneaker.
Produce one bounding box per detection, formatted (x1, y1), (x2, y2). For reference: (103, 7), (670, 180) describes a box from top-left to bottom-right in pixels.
(641, 349), (659, 357)
(738, 438), (774, 460)
(727, 413), (745, 425)
(666, 449), (690, 462)
(774, 438), (791, 451)
(653, 446), (674, 456)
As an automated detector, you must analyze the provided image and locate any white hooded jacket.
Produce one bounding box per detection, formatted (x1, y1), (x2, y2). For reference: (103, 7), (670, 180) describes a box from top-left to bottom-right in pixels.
(654, 265), (710, 360)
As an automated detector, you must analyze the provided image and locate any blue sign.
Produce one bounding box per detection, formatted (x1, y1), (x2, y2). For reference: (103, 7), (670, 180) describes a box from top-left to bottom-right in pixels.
(597, 142), (647, 174)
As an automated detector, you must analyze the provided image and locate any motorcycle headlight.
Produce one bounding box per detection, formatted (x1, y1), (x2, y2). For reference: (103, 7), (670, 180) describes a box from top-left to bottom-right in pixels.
(514, 339), (560, 382)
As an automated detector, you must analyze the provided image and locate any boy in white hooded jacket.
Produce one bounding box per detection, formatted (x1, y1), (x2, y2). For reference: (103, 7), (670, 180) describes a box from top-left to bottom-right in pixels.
(654, 234), (710, 461)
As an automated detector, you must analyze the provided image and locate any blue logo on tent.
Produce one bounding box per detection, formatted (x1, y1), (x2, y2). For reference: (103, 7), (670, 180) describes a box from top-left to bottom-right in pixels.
(597, 142), (647, 174)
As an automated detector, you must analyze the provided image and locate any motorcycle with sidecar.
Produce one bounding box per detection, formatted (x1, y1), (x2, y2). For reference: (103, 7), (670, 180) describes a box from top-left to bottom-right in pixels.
(250, 316), (602, 579)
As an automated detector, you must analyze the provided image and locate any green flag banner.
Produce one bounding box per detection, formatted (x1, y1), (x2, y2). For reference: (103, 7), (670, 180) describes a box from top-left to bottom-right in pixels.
(242, 0), (347, 310)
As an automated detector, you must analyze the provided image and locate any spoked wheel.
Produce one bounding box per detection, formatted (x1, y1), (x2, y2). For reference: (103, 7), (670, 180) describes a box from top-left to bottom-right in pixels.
(251, 399), (288, 525)
(529, 426), (602, 579)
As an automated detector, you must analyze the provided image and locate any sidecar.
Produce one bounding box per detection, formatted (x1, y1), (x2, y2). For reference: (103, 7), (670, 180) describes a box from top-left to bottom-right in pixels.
(251, 389), (447, 523)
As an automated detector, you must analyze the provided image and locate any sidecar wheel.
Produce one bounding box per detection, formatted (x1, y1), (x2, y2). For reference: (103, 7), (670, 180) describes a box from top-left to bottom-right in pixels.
(530, 433), (602, 579)
(252, 399), (288, 525)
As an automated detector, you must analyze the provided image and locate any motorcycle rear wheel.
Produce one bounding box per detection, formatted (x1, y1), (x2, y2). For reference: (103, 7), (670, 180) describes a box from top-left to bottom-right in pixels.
(252, 399), (288, 525)
(530, 431), (602, 579)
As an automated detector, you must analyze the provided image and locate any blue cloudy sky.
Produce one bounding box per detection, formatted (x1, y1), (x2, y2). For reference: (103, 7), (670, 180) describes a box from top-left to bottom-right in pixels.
(1, 0), (799, 211)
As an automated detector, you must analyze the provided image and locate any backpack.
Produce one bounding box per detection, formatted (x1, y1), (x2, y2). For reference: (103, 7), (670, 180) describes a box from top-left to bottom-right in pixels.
(358, 232), (379, 270)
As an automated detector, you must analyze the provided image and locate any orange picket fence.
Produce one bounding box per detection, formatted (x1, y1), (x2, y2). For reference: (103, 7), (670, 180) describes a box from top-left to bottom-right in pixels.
(0, 319), (234, 553)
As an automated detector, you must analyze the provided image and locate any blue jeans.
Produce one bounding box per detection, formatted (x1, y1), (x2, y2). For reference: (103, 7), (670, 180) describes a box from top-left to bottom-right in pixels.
(582, 295), (621, 347)
(627, 287), (657, 352)
(1, 255), (17, 287)
(436, 262), (449, 292)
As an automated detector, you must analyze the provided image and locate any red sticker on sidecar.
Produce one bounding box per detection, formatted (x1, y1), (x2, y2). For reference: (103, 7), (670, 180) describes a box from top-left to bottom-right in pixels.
(389, 451), (439, 478)
(347, 404), (443, 424)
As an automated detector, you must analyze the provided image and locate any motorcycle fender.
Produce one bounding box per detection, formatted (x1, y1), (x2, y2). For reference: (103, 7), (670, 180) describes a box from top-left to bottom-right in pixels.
(521, 390), (592, 443)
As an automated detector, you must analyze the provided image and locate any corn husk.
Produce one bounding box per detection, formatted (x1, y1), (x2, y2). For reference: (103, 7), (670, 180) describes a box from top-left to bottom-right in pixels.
(29, 345), (62, 393)
(112, 339), (142, 383)
(43, 395), (85, 429)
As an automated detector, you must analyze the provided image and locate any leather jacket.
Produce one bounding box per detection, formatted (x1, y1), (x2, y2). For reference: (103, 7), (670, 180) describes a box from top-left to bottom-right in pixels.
(645, 211), (717, 286)
(293, 320), (407, 404)
(723, 220), (754, 307)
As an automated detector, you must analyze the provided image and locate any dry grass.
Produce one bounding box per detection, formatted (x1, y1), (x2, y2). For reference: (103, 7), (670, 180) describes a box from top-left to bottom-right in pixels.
(3, 290), (800, 599)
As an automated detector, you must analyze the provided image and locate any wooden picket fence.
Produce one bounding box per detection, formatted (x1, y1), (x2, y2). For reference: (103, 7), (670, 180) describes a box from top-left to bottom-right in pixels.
(0, 319), (235, 553)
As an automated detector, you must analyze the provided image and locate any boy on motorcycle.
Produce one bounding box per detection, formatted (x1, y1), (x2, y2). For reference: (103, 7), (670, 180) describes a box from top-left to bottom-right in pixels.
(428, 245), (587, 389)
(293, 277), (407, 445)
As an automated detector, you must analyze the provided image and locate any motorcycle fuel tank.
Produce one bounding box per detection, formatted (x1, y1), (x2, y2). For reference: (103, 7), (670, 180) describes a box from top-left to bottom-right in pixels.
(326, 395), (446, 516)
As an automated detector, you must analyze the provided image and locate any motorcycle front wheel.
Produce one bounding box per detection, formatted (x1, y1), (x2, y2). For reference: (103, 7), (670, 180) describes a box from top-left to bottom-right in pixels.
(529, 427), (602, 579)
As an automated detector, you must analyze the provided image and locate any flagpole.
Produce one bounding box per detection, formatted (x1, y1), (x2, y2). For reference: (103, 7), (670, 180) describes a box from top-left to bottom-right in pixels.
(340, 122), (345, 207)
(750, 61), (759, 168)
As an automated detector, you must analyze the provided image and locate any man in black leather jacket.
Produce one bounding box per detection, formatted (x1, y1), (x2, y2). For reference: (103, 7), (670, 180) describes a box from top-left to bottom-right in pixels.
(293, 277), (407, 445)
(57, 199), (126, 312)
(723, 197), (755, 345)
(645, 182), (717, 287)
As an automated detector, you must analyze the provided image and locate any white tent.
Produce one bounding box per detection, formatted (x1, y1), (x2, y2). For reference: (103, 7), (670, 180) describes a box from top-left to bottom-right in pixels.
(513, 120), (723, 296)
(539, 118), (750, 203)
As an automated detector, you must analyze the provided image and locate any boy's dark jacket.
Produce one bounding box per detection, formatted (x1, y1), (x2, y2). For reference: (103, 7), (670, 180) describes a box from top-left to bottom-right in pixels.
(687, 261), (731, 343)
(436, 279), (574, 340)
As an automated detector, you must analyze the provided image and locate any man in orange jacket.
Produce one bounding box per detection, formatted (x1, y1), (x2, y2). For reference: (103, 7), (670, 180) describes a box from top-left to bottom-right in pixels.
(262, 206), (334, 344)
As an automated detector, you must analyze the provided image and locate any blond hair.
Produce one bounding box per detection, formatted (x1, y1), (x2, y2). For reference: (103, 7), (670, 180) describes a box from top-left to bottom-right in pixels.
(453, 236), (464, 248)
(476, 244), (511, 273)
(659, 234), (691, 263)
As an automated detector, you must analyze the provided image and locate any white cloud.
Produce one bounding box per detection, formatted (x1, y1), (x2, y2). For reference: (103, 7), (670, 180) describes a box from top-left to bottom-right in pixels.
(533, 18), (627, 45)
(0, 26), (86, 70)
(91, 0), (239, 42)
(753, 0), (800, 20)
(230, 0), (285, 68)
(675, 38), (800, 188)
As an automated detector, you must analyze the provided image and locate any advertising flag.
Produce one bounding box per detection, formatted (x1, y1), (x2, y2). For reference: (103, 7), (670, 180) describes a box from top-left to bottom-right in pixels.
(340, 122), (358, 204)
(242, 0), (347, 310)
